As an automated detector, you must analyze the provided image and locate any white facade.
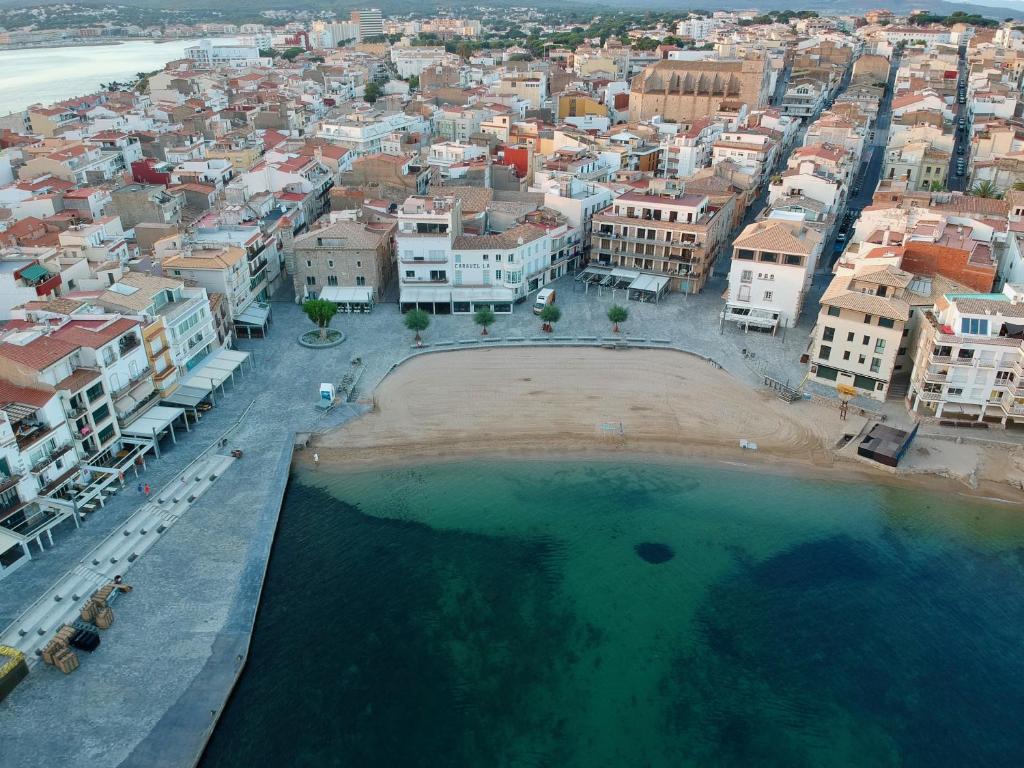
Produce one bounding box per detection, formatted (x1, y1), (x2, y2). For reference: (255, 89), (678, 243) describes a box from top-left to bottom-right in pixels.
(186, 40), (263, 68)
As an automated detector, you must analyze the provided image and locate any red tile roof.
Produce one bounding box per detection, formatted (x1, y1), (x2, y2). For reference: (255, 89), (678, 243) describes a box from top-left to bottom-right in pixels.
(0, 336), (80, 370)
(51, 318), (139, 348)
(0, 379), (54, 408)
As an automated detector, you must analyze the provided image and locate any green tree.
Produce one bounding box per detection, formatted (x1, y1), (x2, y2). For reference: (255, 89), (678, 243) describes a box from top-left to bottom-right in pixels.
(969, 180), (1002, 199)
(540, 303), (561, 332)
(281, 46), (305, 61)
(607, 304), (628, 333)
(259, 47), (279, 58)
(404, 308), (430, 344)
(302, 298), (338, 340)
(408, 74), (419, 90)
(473, 306), (496, 335)
(363, 82), (382, 103)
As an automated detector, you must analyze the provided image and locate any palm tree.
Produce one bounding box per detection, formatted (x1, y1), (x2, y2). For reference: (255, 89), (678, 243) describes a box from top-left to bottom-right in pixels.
(969, 180), (1003, 199)
(473, 306), (495, 335)
(403, 308), (430, 345)
(607, 304), (628, 333)
(539, 304), (561, 333)
(302, 298), (337, 340)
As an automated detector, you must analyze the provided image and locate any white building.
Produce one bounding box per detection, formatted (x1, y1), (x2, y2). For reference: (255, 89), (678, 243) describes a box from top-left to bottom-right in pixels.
(722, 217), (824, 332)
(186, 40), (263, 68)
(396, 196), (551, 314)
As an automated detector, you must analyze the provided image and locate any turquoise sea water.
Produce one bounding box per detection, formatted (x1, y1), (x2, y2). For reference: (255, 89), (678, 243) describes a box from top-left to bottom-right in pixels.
(201, 460), (1024, 767)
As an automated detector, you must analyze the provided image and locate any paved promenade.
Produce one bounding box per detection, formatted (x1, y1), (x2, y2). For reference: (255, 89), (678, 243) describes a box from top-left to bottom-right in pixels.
(0, 279), (910, 767)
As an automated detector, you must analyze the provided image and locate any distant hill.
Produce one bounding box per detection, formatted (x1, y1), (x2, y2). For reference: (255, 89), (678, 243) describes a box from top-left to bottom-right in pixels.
(0, 0), (1020, 20)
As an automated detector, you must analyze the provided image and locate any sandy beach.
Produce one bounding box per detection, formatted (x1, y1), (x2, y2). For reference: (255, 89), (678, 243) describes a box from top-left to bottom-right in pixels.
(310, 347), (1024, 501)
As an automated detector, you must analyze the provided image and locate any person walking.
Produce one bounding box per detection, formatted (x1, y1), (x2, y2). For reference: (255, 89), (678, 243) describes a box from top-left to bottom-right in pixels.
(313, 452), (319, 467)
(137, 482), (144, 494)
(143, 483), (151, 497)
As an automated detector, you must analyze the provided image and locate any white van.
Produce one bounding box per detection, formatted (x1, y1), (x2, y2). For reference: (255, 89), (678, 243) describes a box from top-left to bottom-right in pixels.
(533, 288), (556, 315)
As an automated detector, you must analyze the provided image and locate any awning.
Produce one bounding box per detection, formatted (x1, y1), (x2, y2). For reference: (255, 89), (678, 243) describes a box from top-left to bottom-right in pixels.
(0, 527), (22, 552)
(19, 264), (49, 282)
(454, 288), (516, 302)
(320, 286), (374, 304)
(400, 286), (451, 304)
(161, 384), (211, 409)
(610, 268), (641, 280)
(630, 274), (669, 293)
(178, 348), (252, 394)
(120, 405), (186, 439)
(235, 303), (271, 327)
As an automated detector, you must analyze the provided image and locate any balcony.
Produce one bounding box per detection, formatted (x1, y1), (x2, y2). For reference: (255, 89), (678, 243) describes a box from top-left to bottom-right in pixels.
(118, 334), (141, 355)
(14, 423), (58, 452)
(401, 255), (448, 264)
(30, 442), (73, 475)
(923, 369), (949, 383)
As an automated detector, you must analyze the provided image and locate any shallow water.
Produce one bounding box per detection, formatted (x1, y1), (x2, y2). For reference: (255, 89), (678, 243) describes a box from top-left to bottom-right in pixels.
(201, 460), (1024, 767)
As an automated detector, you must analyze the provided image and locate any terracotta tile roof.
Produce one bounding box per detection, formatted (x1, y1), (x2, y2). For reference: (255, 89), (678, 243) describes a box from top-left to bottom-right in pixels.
(452, 223), (546, 250)
(0, 379), (54, 408)
(821, 273), (910, 320)
(948, 296), (1024, 318)
(734, 219), (822, 256)
(54, 366), (101, 392)
(51, 318), (139, 348)
(0, 335), (79, 371)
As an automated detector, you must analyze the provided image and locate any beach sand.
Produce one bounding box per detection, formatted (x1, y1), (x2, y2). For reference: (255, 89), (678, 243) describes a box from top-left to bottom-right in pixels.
(310, 347), (1024, 501)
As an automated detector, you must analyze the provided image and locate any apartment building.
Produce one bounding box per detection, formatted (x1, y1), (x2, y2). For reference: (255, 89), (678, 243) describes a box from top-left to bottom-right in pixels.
(163, 246), (266, 337)
(723, 218), (824, 332)
(0, 333), (121, 461)
(908, 284), (1024, 426)
(496, 72), (548, 109)
(808, 262), (913, 400)
(711, 132), (777, 187)
(396, 195), (552, 314)
(291, 218), (395, 302)
(590, 190), (733, 294)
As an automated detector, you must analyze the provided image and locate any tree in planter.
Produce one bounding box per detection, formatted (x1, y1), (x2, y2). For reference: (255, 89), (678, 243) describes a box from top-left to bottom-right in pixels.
(404, 308), (430, 345)
(539, 304), (561, 333)
(302, 298), (338, 340)
(473, 306), (496, 335)
(607, 304), (628, 333)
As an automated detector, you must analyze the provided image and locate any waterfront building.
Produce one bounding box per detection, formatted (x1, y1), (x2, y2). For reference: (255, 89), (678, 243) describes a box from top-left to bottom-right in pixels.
(591, 188), (733, 295)
(291, 218), (395, 303)
(907, 284), (1024, 426)
(723, 218), (824, 332)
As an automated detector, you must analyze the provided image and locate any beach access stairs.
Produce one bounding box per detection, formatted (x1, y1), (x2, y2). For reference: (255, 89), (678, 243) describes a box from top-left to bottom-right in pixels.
(0, 453), (236, 666)
(763, 375), (802, 403)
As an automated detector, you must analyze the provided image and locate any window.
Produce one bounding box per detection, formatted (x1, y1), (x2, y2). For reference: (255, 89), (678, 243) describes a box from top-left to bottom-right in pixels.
(327, 260), (334, 268)
(306, 276), (316, 286)
(760, 252), (778, 263)
(960, 317), (989, 335)
(737, 249), (755, 260)
(763, 291), (773, 301)
(827, 306), (840, 317)
(327, 275), (338, 286)
(858, 355), (866, 364)
(823, 326), (835, 341)
(864, 314), (872, 324)
(405, 270), (415, 278)
(356, 276), (365, 286)
(862, 335), (870, 345)
(878, 317), (895, 328)
(496, 254), (502, 262)
(741, 270), (753, 283)
(784, 255), (802, 266)
(947, 387), (964, 396)
(870, 357), (881, 373)
(847, 331), (855, 342)
(819, 345), (831, 360)
(356, 261), (361, 268)
(874, 339), (886, 353)
(482, 254), (489, 261)
(495, 270), (502, 280)
(306, 260), (312, 268)
(843, 351), (851, 361)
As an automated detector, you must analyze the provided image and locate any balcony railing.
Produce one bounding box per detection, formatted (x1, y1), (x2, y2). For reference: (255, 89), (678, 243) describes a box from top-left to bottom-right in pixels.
(30, 442), (73, 474)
